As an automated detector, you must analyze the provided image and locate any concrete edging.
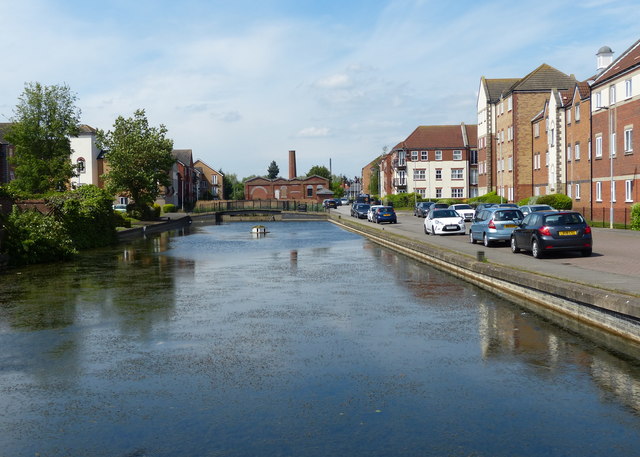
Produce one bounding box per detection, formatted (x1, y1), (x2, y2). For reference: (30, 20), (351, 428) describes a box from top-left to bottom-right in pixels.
(330, 215), (640, 345)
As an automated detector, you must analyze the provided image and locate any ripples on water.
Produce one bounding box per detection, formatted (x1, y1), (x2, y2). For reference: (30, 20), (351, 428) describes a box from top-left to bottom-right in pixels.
(1, 221), (640, 457)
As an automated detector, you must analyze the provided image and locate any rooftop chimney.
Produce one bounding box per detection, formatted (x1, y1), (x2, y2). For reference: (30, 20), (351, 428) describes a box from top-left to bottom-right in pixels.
(289, 150), (297, 179)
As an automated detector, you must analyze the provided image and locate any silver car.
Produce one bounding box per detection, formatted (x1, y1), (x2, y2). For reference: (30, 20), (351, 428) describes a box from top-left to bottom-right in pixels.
(469, 207), (524, 247)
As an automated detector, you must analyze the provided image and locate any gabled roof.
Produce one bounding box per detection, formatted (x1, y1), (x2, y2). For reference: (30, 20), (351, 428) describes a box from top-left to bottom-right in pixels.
(576, 81), (591, 100)
(483, 78), (520, 102)
(172, 149), (193, 166)
(193, 159), (224, 176)
(509, 64), (576, 93)
(593, 38), (640, 86)
(395, 124), (477, 150)
(78, 124), (97, 134)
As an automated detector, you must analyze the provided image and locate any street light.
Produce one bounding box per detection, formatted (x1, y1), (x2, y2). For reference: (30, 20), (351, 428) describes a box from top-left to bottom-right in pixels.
(599, 105), (614, 229)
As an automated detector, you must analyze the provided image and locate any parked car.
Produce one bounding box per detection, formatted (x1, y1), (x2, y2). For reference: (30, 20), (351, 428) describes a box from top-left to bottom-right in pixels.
(449, 203), (475, 221)
(373, 206), (397, 224)
(424, 202), (450, 218)
(323, 199), (337, 209)
(510, 211), (592, 258)
(469, 207), (525, 247)
(113, 204), (127, 212)
(414, 201), (434, 217)
(334, 198), (342, 206)
(340, 198), (350, 206)
(424, 209), (466, 235)
(497, 203), (519, 208)
(474, 203), (497, 212)
(518, 204), (554, 216)
(367, 205), (384, 222)
(352, 203), (370, 219)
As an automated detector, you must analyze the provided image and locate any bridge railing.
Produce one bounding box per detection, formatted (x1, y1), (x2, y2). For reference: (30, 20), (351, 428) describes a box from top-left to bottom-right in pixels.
(192, 200), (325, 213)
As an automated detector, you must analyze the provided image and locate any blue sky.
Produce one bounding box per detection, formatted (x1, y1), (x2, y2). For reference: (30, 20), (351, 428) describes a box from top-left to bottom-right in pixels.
(1, 0), (639, 180)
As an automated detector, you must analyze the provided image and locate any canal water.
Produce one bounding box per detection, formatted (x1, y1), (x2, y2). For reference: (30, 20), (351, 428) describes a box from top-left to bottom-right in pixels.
(1, 221), (640, 457)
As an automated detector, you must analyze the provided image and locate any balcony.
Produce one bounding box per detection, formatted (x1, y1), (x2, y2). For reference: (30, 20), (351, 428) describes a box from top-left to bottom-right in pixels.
(393, 178), (407, 189)
(392, 159), (406, 170)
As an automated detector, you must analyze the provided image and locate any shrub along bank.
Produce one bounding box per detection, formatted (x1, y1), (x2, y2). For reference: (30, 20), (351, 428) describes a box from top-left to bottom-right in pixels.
(1, 185), (118, 265)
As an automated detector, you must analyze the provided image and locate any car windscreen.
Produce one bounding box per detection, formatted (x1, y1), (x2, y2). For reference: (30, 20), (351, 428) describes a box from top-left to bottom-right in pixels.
(493, 210), (523, 221)
(432, 210), (458, 218)
(544, 213), (585, 226)
(454, 205), (472, 210)
(360, 204), (370, 210)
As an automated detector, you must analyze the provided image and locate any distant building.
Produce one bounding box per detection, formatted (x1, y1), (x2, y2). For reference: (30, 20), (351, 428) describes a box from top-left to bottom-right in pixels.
(69, 125), (106, 189)
(194, 159), (224, 200)
(0, 123), (15, 184)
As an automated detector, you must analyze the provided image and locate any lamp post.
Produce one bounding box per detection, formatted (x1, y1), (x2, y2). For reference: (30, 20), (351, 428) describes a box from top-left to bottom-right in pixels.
(599, 105), (614, 228)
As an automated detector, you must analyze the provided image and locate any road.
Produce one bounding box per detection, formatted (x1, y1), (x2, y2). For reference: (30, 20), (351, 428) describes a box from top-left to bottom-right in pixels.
(331, 205), (640, 297)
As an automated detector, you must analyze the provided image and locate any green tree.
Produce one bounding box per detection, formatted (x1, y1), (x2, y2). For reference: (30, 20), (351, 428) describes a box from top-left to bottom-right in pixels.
(6, 82), (81, 194)
(369, 163), (380, 195)
(97, 109), (174, 213)
(307, 165), (331, 180)
(267, 160), (280, 179)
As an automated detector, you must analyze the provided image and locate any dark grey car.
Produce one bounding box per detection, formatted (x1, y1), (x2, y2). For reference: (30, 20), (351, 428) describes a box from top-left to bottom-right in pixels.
(510, 211), (592, 258)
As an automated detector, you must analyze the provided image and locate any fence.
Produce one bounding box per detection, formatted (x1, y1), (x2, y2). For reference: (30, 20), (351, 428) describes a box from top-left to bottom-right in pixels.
(192, 199), (325, 214)
(574, 206), (633, 229)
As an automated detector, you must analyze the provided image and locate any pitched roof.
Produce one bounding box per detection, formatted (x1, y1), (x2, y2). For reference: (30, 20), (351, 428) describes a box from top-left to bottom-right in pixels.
(483, 78), (519, 102)
(78, 124), (97, 134)
(397, 124), (477, 150)
(509, 64), (576, 93)
(172, 149), (193, 165)
(593, 38), (640, 85)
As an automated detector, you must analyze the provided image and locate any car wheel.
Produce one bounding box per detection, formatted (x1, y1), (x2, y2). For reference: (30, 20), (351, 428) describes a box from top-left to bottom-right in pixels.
(510, 236), (520, 253)
(431, 225), (436, 236)
(532, 239), (543, 258)
(581, 248), (592, 257)
(469, 231), (476, 244)
(483, 233), (491, 247)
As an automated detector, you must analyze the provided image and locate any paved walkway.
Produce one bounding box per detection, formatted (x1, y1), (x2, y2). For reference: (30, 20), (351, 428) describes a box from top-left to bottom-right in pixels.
(331, 206), (640, 298)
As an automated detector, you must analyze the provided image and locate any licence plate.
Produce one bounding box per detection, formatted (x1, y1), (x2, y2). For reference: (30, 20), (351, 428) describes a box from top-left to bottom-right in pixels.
(383, 213), (391, 216)
(559, 230), (578, 236)
(504, 224), (516, 228)
(445, 225), (457, 230)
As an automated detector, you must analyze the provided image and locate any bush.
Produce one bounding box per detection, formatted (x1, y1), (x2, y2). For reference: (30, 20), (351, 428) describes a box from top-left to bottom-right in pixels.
(112, 211), (131, 228)
(468, 191), (505, 204)
(163, 203), (177, 213)
(436, 198), (461, 206)
(47, 185), (117, 249)
(153, 203), (162, 218)
(631, 203), (640, 231)
(536, 193), (572, 210)
(384, 193), (415, 208)
(1, 206), (77, 265)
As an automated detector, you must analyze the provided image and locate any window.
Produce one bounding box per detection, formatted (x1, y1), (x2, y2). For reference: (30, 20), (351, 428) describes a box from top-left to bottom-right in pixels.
(417, 188), (426, 197)
(567, 107), (571, 124)
(470, 150), (478, 164)
(534, 123), (540, 137)
(612, 180), (616, 203)
(567, 145), (572, 162)
(306, 186), (313, 198)
(451, 168), (463, 180)
(452, 188), (464, 198)
(595, 91), (602, 108)
(435, 169), (442, 180)
(435, 150), (442, 161)
(575, 143), (581, 161)
(626, 180), (633, 202)
(625, 128), (633, 153)
(212, 174), (218, 185)
(611, 132), (616, 157)
(625, 79), (633, 99)
(596, 182), (602, 201)
(398, 150), (406, 166)
(576, 183), (581, 200)
(545, 152), (549, 167)
(76, 157), (86, 173)
(508, 187), (514, 201)
(414, 169), (426, 180)
(575, 104), (581, 122)
(119, 197), (129, 205)
(595, 135), (603, 158)
(411, 150), (418, 161)
(507, 96), (512, 111)
(420, 150), (428, 161)
(435, 188), (442, 198)
(470, 168), (478, 185)
(508, 156), (513, 171)
(507, 126), (512, 141)
(610, 85), (616, 105)
(567, 184), (572, 198)
(453, 150), (462, 160)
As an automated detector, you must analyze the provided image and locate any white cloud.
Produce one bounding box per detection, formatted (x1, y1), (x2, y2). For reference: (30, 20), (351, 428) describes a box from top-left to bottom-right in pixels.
(296, 127), (330, 138)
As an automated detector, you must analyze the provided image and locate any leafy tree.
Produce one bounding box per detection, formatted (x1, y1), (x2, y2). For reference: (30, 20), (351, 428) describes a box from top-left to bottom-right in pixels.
(5, 82), (81, 194)
(267, 160), (280, 179)
(97, 109), (174, 213)
(368, 163), (380, 195)
(307, 165), (331, 180)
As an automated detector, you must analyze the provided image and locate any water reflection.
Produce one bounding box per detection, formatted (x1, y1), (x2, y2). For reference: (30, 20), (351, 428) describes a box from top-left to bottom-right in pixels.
(2, 222), (640, 457)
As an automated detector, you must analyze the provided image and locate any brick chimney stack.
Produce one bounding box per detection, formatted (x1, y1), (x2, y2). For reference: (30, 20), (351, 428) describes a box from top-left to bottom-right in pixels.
(289, 150), (297, 179)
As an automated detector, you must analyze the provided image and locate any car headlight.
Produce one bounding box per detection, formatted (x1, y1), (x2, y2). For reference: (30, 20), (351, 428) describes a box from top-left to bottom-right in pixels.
(435, 220), (444, 226)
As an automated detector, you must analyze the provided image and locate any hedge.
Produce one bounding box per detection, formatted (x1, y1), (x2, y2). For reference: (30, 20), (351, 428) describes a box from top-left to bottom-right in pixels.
(631, 203), (640, 230)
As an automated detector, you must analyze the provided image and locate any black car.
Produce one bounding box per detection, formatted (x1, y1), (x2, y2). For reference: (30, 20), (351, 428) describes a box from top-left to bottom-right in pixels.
(510, 211), (592, 258)
(414, 201), (434, 217)
(323, 199), (337, 209)
(352, 203), (370, 219)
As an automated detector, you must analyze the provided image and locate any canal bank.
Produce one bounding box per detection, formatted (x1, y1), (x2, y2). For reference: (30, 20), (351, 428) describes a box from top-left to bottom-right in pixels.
(329, 213), (640, 348)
